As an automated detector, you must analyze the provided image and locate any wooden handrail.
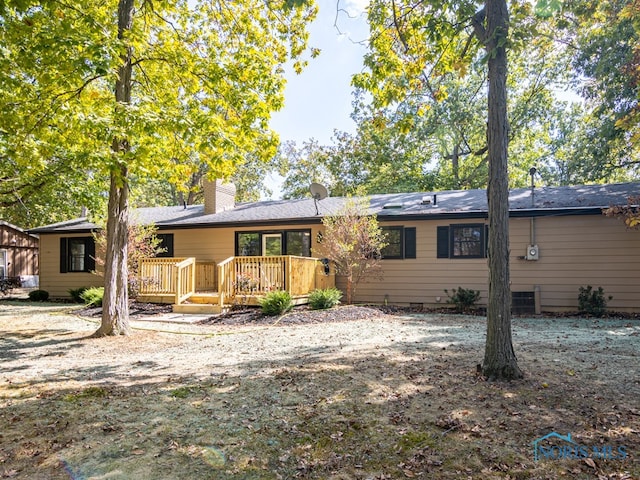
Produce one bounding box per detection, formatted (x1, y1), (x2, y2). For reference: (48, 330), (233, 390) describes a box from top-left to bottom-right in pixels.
(138, 257), (188, 294)
(217, 257), (234, 306)
(139, 255), (328, 306)
(218, 255), (319, 297)
(175, 257), (196, 304)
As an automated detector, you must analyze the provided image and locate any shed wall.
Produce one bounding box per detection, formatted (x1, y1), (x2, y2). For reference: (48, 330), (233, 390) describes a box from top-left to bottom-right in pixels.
(0, 224), (39, 278)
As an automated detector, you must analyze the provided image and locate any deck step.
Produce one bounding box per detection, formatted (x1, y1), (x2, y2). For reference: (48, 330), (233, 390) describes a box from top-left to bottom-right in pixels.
(187, 292), (221, 304)
(172, 303), (224, 315)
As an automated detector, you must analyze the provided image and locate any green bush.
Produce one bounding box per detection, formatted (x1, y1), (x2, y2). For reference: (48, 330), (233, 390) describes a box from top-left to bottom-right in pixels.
(578, 285), (611, 316)
(259, 290), (293, 316)
(309, 288), (343, 310)
(68, 287), (88, 303)
(80, 287), (104, 307)
(445, 287), (481, 312)
(28, 289), (49, 302)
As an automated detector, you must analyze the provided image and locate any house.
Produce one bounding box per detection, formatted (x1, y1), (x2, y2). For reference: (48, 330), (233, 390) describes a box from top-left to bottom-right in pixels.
(29, 180), (640, 313)
(0, 221), (39, 287)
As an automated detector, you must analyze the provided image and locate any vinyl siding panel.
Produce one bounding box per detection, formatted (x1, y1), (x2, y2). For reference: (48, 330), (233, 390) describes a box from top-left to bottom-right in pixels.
(352, 220), (490, 306)
(352, 215), (639, 312)
(38, 214), (640, 311)
(510, 216), (639, 312)
(167, 224), (325, 261)
(39, 234), (103, 298)
(40, 225), (326, 298)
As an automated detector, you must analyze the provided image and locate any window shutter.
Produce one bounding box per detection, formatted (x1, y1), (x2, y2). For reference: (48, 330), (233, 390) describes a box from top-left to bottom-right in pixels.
(404, 227), (416, 259)
(484, 224), (489, 257)
(437, 226), (450, 258)
(164, 234), (174, 257)
(156, 234), (174, 257)
(60, 238), (68, 273)
(86, 237), (96, 272)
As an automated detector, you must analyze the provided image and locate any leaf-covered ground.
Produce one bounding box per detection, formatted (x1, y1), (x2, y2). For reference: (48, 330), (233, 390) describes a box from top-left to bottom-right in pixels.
(0, 302), (638, 479)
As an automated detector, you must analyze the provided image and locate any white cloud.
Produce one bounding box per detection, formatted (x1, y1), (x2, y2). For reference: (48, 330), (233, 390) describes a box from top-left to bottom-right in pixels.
(342, 0), (369, 17)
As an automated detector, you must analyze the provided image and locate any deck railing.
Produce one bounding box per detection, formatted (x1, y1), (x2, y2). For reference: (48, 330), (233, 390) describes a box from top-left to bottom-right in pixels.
(174, 257), (196, 304)
(219, 255), (318, 298)
(138, 257), (189, 295)
(140, 255), (320, 305)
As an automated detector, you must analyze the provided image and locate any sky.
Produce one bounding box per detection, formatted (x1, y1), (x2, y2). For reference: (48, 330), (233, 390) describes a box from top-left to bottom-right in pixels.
(265, 1), (369, 198)
(270, 1), (369, 145)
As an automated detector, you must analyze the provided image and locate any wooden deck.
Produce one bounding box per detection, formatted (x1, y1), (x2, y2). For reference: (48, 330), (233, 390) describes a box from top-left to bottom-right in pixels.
(137, 256), (335, 314)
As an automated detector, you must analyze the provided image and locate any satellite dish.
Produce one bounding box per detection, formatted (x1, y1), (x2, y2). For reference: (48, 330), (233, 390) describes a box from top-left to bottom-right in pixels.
(309, 182), (328, 200)
(309, 183), (329, 215)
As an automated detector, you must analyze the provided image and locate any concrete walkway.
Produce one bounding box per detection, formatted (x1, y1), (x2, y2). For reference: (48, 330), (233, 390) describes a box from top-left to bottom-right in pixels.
(1, 290), (215, 325)
(133, 312), (214, 324)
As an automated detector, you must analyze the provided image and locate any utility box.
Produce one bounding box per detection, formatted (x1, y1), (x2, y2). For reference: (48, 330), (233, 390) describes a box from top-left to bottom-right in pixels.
(526, 245), (539, 261)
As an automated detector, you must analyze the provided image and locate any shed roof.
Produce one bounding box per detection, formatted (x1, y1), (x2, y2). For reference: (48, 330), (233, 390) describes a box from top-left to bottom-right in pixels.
(1, 220), (39, 239)
(30, 182), (640, 234)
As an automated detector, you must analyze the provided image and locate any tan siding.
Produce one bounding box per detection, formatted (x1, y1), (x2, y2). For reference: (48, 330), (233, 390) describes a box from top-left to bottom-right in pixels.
(39, 234), (102, 298)
(510, 216), (638, 311)
(39, 214), (640, 311)
(351, 216), (640, 312)
(167, 224), (325, 262)
(353, 220), (491, 306)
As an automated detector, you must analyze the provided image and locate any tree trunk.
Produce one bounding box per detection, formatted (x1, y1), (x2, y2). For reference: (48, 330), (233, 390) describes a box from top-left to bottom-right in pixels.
(345, 275), (353, 304)
(482, 0), (523, 380)
(95, 166), (131, 336)
(94, 0), (135, 337)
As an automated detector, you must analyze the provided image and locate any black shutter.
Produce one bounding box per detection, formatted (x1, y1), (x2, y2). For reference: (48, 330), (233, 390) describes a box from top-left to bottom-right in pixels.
(86, 237), (96, 271)
(156, 234), (174, 257)
(404, 227), (416, 259)
(484, 224), (489, 258)
(437, 226), (450, 258)
(60, 238), (68, 273)
(164, 234), (174, 257)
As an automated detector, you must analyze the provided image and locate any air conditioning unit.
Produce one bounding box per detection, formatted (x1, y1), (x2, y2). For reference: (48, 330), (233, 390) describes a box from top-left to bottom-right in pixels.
(526, 244), (539, 261)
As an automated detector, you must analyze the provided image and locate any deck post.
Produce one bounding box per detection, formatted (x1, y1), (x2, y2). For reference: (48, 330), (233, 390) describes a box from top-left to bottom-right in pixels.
(174, 264), (180, 305)
(191, 260), (196, 296)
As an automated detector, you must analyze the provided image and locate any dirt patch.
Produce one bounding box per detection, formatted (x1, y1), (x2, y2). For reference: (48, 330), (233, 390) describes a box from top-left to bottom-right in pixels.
(0, 302), (638, 479)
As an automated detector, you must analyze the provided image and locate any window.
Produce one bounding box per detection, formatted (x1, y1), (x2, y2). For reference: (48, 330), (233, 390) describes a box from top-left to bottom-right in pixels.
(236, 230), (311, 257)
(263, 233), (282, 256)
(237, 232), (260, 256)
(60, 237), (96, 273)
(155, 233), (174, 257)
(0, 250), (6, 278)
(437, 224), (487, 259)
(380, 226), (416, 259)
(285, 231), (311, 257)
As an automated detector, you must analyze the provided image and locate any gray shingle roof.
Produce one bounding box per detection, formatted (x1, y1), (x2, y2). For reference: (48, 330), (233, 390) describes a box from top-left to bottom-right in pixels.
(29, 182), (640, 233)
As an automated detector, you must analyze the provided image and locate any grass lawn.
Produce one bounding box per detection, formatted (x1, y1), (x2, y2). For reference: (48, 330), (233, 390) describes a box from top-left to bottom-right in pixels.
(0, 302), (638, 479)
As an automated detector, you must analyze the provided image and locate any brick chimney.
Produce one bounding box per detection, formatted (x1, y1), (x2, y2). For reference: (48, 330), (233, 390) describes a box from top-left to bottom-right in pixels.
(203, 179), (236, 214)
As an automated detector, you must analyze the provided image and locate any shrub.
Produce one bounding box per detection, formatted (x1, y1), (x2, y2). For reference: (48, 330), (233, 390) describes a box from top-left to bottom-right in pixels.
(578, 285), (612, 316)
(309, 288), (343, 310)
(28, 289), (50, 301)
(259, 290), (293, 316)
(445, 287), (481, 312)
(68, 287), (88, 303)
(80, 287), (104, 307)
